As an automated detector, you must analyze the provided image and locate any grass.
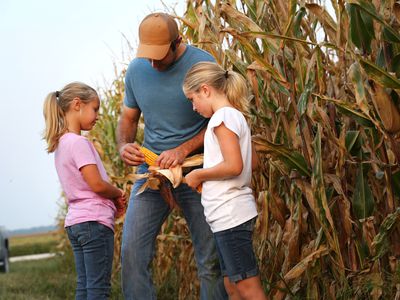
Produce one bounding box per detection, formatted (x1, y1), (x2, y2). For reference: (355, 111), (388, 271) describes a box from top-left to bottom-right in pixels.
(0, 255), (126, 299)
(0, 253), (177, 299)
(9, 231), (59, 257)
(1, 231), (178, 299)
(0, 256), (75, 300)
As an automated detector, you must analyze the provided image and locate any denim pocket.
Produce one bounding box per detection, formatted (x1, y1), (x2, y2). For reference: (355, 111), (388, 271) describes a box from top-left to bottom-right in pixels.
(92, 222), (113, 238)
(70, 222), (91, 245)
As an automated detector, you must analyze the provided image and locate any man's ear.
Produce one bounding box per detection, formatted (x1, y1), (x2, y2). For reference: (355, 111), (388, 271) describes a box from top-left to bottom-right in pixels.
(171, 36), (182, 52)
(175, 36), (182, 46)
(71, 97), (81, 111)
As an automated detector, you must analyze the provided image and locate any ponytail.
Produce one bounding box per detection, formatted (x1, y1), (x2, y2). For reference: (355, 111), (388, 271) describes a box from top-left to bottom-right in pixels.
(42, 82), (98, 153)
(223, 70), (249, 114)
(183, 62), (250, 113)
(43, 92), (68, 153)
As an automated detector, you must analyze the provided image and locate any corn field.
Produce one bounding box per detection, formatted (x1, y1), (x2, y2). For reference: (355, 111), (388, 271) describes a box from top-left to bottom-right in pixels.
(57, 0), (400, 299)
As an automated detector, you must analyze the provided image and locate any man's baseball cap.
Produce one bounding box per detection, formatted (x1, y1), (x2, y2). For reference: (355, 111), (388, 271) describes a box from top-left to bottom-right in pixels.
(136, 13), (179, 60)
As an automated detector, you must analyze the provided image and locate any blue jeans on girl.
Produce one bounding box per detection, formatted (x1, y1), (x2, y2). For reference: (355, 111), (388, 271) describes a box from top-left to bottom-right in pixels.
(121, 164), (227, 300)
(66, 221), (114, 300)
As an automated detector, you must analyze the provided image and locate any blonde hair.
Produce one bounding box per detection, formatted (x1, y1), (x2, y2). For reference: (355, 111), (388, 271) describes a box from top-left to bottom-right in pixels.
(42, 82), (98, 153)
(183, 62), (250, 113)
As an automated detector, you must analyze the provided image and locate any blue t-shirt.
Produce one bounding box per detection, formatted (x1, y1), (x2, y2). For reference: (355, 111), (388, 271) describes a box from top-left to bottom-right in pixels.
(124, 45), (215, 154)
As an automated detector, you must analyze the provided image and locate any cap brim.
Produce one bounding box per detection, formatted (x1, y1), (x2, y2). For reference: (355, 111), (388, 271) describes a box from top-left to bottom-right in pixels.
(136, 43), (171, 60)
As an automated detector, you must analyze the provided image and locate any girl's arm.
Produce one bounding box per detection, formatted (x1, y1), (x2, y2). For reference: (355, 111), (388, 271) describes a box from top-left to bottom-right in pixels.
(185, 123), (242, 189)
(80, 164), (123, 199)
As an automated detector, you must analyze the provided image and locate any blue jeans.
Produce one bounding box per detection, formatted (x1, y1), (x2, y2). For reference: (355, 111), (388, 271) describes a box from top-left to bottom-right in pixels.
(66, 221), (114, 300)
(214, 217), (259, 283)
(121, 164), (227, 300)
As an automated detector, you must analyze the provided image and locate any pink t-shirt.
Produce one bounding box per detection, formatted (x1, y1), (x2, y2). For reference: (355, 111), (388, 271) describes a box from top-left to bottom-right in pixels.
(54, 133), (116, 231)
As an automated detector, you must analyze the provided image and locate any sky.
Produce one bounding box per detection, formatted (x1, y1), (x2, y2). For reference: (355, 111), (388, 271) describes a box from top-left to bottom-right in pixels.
(0, 0), (183, 231)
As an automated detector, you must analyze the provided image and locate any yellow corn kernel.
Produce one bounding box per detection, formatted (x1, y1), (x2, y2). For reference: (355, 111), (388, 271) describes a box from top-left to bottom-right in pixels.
(140, 146), (158, 166)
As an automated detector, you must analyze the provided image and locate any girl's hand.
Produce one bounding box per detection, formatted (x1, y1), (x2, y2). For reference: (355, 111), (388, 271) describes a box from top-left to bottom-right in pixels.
(184, 169), (202, 193)
(114, 189), (127, 218)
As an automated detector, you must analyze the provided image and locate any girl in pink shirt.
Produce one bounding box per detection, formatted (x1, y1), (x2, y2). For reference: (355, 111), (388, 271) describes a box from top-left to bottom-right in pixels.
(43, 82), (126, 300)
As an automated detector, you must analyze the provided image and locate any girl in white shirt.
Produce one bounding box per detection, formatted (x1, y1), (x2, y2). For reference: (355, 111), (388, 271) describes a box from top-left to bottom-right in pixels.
(183, 62), (267, 300)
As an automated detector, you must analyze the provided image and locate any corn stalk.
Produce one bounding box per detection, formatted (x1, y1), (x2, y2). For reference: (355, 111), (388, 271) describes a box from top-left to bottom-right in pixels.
(57, 0), (400, 298)
(177, 0), (400, 298)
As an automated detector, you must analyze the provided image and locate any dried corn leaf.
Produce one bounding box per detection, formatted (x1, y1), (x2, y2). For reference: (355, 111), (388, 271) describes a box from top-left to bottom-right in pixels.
(348, 62), (370, 115)
(284, 246), (329, 281)
(157, 166), (183, 188)
(368, 80), (400, 133)
(133, 154), (204, 200)
(306, 3), (337, 43)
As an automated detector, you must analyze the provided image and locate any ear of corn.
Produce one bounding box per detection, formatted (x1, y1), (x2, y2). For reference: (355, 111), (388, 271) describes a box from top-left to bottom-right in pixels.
(140, 146), (158, 166)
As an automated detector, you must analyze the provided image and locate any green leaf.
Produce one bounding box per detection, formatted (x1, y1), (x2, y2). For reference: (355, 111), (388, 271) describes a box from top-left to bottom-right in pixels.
(352, 163), (375, 220)
(359, 57), (400, 89)
(261, 94), (279, 112)
(312, 125), (336, 231)
(346, 3), (374, 53)
(298, 80), (314, 116)
(372, 208), (400, 260)
(392, 170), (400, 197)
(348, 0), (400, 43)
(253, 136), (311, 177)
(345, 130), (362, 155)
(348, 62), (369, 113)
(334, 102), (374, 127)
(376, 47), (385, 69)
(293, 7), (307, 38)
(383, 23), (400, 43)
(392, 54), (400, 78)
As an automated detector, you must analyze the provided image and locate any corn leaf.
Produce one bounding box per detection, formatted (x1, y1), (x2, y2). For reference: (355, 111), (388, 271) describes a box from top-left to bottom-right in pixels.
(348, 0), (400, 43)
(359, 57), (400, 89)
(305, 3), (337, 43)
(345, 130), (362, 155)
(323, 97), (374, 127)
(284, 246), (329, 281)
(293, 7), (307, 38)
(312, 126), (335, 230)
(372, 208), (400, 260)
(348, 62), (369, 114)
(352, 163), (375, 220)
(346, 3), (374, 53)
(253, 135), (311, 177)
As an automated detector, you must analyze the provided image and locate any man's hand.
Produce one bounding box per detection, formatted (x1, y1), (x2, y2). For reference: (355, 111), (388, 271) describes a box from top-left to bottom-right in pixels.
(156, 147), (186, 169)
(119, 142), (145, 166)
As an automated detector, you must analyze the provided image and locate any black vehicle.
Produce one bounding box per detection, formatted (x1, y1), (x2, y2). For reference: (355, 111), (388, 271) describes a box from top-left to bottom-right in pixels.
(0, 227), (9, 273)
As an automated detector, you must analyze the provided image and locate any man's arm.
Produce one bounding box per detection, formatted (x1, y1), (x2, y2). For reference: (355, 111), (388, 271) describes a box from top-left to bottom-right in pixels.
(117, 105), (145, 166)
(156, 126), (206, 169)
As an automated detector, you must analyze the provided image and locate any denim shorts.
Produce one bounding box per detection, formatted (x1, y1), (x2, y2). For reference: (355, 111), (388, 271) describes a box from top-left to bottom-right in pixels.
(213, 217), (259, 283)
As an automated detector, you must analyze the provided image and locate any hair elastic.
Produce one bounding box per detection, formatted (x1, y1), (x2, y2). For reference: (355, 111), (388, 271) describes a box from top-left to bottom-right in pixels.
(55, 91), (60, 98)
(225, 70), (229, 79)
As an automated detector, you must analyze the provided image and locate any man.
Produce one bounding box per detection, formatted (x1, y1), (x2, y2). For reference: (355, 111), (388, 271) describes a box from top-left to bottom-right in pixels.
(117, 12), (227, 299)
